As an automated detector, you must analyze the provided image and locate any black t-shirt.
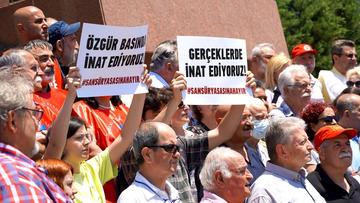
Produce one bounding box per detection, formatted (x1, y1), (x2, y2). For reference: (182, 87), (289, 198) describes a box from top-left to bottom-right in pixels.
(307, 164), (360, 203)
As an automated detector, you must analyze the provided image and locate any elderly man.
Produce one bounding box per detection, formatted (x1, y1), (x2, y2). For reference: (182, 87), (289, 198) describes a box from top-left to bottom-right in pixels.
(199, 147), (253, 203)
(291, 43), (324, 102)
(335, 93), (360, 174)
(149, 40), (178, 88)
(318, 39), (357, 103)
(269, 64), (312, 117)
(13, 6), (48, 45)
(49, 21), (80, 89)
(307, 125), (360, 202)
(250, 43), (276, 82)
(247, 117), (326, 203)
(118, 122), (181, 202)
(24, 40), (70, 130)
(0, 71), (71, 202)
(0, 49), (44, 92)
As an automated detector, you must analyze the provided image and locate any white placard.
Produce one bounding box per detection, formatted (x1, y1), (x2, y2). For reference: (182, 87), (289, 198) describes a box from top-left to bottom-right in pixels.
(76, 23), (148, 97)
(177, 36), (252, 105)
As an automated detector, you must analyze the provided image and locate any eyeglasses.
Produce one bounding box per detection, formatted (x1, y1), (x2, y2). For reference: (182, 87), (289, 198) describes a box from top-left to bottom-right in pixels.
(343, 53), (357, 59)
(287, 82), (315, 89)
(147, 144), (180, 155)
(261, 54), (274, 60)
(346, 80), (360, 88)
(34, 54), (55, 63)
(16, 106), (44, 122)
(318, 116), (336, 124)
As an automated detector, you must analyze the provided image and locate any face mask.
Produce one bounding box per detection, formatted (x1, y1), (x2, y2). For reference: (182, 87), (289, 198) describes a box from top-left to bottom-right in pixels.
(252, 119), (269, 139)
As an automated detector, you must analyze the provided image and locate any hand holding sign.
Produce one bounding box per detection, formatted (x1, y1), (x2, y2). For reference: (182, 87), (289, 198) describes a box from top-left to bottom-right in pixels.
(141, 64), (152, 88)
(246, 71), (256, 93)
(171, 71), (187, 103)
(66, 66), (81, 94)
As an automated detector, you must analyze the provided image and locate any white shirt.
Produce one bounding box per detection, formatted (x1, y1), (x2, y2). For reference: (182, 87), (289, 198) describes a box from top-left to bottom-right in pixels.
(118, 172), (181, 203)
(310, 75), (324, 102)
(318, 68), (347, 103)
(149, 72), (170, 88)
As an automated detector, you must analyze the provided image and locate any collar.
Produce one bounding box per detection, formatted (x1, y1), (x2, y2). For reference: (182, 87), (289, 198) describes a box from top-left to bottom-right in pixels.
(134, 172), (180, 201)
(149, 72), (170, 88)
(265, 162), (307, 182)
(202, 190), (228, 203)
(331, 67), (347, 79)
(278, 101), (295, 117)
(0, 143), (36, 167)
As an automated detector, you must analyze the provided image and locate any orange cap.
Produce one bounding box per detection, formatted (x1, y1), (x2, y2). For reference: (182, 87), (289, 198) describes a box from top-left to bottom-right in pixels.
(291, 44), (318, 58)
(314, 125), (357, 151)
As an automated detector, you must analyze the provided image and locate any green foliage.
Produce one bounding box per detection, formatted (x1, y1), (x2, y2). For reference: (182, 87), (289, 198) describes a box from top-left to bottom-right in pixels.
(276, 0), (360, 77)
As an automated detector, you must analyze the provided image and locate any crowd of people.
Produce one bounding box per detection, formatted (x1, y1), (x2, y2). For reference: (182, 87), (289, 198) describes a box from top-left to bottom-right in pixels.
(1, 5), (360, 203)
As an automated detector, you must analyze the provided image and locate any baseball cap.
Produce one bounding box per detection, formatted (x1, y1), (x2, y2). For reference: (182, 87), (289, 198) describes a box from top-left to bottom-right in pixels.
(314, 125), (357, 151)
(291, 44), (318, 58)
(48, 21), (81, 46)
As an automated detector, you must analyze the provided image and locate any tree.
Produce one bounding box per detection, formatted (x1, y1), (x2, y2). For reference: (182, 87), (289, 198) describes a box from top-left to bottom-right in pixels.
(276, 0), (360, 76)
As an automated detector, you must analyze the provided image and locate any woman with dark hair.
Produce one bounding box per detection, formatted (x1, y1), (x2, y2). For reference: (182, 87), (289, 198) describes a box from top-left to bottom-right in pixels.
(301, 102), (336, 172)
(36, 159), (77, 200)
(43, 71), (151, 203)
(301, 102), (336, 141)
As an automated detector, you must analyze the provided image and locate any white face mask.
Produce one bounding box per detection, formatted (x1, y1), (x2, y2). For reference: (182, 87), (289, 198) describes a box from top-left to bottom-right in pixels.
(252, 119), (270, 139)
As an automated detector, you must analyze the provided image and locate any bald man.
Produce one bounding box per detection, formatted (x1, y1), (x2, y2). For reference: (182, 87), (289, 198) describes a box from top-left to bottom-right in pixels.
(13, 6), (48, 45)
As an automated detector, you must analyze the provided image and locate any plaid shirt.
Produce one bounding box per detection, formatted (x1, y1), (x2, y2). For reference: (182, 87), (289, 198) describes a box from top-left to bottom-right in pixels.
(0, 143), (72, 203)
(120, 133), (209, 203)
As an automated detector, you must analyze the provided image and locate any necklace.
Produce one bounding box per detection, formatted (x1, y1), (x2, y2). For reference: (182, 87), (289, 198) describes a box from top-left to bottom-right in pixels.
(98, 104), (111, 109)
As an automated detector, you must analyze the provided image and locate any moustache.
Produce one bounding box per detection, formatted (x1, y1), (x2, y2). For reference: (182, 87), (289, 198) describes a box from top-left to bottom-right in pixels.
(339, 152), (352, 159)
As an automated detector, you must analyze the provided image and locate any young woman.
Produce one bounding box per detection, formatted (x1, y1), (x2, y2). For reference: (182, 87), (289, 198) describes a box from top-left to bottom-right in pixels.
(44, 69), (151, 202)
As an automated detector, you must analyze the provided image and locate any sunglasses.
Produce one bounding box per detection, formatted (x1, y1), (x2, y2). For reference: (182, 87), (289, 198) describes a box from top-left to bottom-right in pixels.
(346, 80), (360, 88)
(318, 116), (336, 124)
(147, 144), (180, 155)
(343, 53), (357, 59)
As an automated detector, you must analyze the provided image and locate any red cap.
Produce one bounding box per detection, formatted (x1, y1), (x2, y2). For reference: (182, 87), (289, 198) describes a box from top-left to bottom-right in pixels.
(314, 125), (357, 151)
(291, 44), (318, 58)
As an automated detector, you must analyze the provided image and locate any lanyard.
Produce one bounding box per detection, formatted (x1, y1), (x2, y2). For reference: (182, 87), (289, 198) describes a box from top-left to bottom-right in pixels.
(134, 180), (179, 203)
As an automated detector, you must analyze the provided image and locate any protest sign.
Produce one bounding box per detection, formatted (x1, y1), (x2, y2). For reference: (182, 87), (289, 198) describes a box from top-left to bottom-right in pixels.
(76, 23), (148, 97)
(177, 36), (252, 105)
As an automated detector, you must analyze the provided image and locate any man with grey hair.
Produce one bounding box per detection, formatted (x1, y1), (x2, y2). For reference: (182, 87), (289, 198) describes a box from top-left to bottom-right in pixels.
(118, 122), (181, 202)
(247, 117), (325, 203)
(250, 43), (276, 82)
(318, 39), (357, 103)
(24, 39), (56, 88)
(199, 147), (253, 203)
(307, 125), (360, 202)
(0, 70), (71, 202)
(269, 64), (312, 117)
(0, 49), (44, 92)
(149, 40), (178, 88)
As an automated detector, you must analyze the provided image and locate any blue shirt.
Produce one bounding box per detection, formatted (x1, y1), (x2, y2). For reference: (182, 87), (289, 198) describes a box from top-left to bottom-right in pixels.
(247, 162), (326, 203)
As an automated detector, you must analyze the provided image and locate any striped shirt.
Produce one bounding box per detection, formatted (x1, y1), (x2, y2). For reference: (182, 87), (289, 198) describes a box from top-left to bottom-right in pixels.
(0, 143), (72, 203)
